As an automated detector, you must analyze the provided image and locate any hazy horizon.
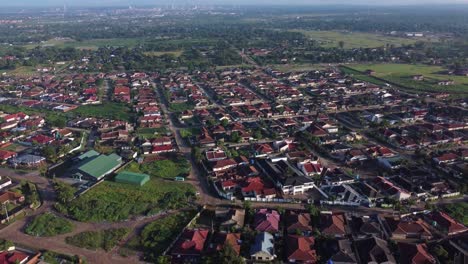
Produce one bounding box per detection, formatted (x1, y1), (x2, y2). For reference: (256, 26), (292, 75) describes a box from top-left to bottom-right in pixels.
(2, 0), (468, 7)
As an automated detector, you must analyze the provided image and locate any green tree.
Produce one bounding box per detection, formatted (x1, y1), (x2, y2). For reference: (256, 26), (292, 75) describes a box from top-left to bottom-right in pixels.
(338, 41), (345, 49)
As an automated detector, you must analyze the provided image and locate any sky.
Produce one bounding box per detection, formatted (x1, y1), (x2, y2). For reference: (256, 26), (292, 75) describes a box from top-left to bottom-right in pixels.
(2, 0), (468, 6)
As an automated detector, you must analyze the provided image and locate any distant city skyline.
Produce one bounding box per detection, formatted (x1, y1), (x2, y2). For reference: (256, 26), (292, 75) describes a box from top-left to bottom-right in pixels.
(3, 0), (468, 7)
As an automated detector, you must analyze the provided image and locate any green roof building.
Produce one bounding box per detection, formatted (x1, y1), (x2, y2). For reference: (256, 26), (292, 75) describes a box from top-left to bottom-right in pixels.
(77, 150), (100, 161)
(76, 153), (122, 181)
(115, 171), (150, 186)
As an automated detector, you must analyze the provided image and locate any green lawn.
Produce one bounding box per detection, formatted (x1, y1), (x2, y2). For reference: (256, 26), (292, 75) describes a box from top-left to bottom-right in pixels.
(66, 228), (130, 251)
(58, 179), (195, 222)
(125, 210), (197, 262)
(293, 30), (420, 48)
(24, 213), (74, 237)
(349, 63), (468, 93)
(126, 153), (190, 179)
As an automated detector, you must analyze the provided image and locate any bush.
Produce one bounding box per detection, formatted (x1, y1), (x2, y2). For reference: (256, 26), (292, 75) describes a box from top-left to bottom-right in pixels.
(25, 213), (73, 237)
(66, 228), (129, 251)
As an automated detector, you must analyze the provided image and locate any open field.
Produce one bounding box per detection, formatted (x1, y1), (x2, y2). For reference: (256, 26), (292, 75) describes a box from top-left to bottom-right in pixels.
(349, 63), (468, 94)
(270, 63), (330, 72)
(24, 38), (143, 50)
(58, 179), (195, 222)
(293, 30), (421, 48)
(143, 50), (183, 57)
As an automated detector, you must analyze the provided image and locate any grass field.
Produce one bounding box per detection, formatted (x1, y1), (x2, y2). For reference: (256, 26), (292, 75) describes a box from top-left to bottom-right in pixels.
(24, 38), (142, 50)
(293, 30), (420, 48)
(270, 63), (330, 72)
(73, 102), (133, 121)
(60, 179), (195, 222)
(349, 63), (468, 93)
(143, 51), (183, 57)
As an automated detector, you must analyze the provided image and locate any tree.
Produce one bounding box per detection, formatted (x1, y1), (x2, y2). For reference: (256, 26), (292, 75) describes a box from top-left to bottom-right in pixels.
(54, 181), (76, 204)
(192, 147), (203, 164)
(338, 41), (345, 49)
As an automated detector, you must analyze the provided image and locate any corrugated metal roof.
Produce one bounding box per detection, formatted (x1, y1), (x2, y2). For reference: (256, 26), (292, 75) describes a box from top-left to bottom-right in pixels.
(78, 153), (122, 179)
(115, 171), (150, 186)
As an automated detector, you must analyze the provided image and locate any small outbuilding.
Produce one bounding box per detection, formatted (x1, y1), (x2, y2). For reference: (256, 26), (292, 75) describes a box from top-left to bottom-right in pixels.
(115, 171), (150, 186)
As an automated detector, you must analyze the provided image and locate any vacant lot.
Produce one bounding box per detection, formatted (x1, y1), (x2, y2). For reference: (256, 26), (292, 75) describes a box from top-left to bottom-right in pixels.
(270, 63), (329, 73)
(349, 63), (468, 93)
(73, 102), (133, 121)
(59, 179), (195, 222)
(443, 202), (468, 226)
(126, 153), (190, 180)
(24, 213), (74, 237)
(294, 30), (419, 48)
(125, 210), (197, 262)
(66, 228), (129, 251)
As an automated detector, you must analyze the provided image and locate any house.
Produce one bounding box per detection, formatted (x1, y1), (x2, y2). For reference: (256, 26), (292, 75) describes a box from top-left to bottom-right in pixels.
(427, 211), (467, 236)
(383, 217), (433, 240)
(326, 239), (358, 264)
(215, 208), (245, 231)
(398, 243), (436, 264)
(255, 144), (274, 157)
(354, 237), (396, 264)
(171, 229), (209, 262)
(437, 80), (455, 86)
(256, 159), (317, 195)
(27, 134), (54, 145)
(378, 156), (403, 170)
(250, 232), (276, 261)
(286, 212), (313, 235)
(286, 235), (317, 263)
(0, 250), (30, 264)
(433, 153), (459, 164)
(0, 191), (25, 205)
(298, 159), (323, 177)
(319, 212), (347, 237)
(0, 177), (12, 190)
(212, 159), (237, 172)
(206, 149), (227, 162)
(254, 209), (280, 233)
(240, 177), (277, 199)
(9, 154), (45, 167)
(207, 232), (242, 256)
(372, 177), (411, 201)
(0, 150), (16, 162)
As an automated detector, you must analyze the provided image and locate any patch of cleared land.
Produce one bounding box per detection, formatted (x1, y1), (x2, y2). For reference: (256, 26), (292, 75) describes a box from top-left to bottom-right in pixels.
(349, 63), (468, 94)
(24, 38), (142, 50)
(293, 30), (422, 48)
